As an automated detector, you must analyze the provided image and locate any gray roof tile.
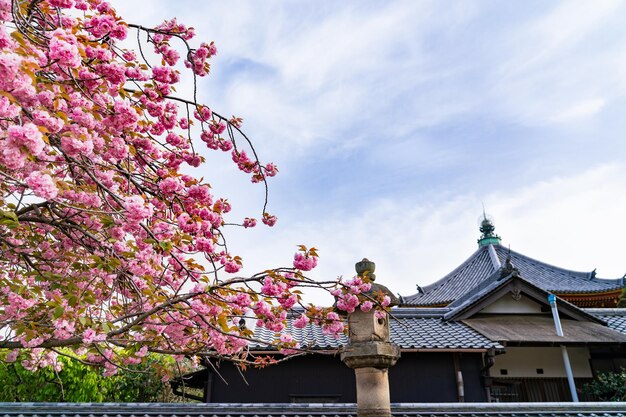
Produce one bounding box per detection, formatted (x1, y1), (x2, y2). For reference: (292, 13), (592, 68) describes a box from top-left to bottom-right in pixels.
(585, 308), (626, 334)
(251, 307), (626, 351)
(402, 245), (624, 306)
(389, 317), (501, 349)
(251, 310), (502, 351)
(1, 402), (625, 417)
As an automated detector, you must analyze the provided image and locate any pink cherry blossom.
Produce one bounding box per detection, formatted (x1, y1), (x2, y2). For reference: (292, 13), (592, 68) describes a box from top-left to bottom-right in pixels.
(293, 252), (317, 271)
(243, 217), (257, 228)
(5, 350), (18, 363)
(48, 29), (81, 68)
(360, 301), (373, 312)
(26, 172), (58, 200)
(0, 0), (351, 375)
(123, 196), (153, 222)
(7, 123), (45, 156)
(49, 0), (75, 8)
(262, 213), (277, 227)
(293, 314), (310, 329)
(224, 260), (240, 273)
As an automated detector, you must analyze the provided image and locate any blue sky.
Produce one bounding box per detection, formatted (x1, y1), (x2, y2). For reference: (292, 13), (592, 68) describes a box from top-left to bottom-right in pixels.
(114, 1), (626, 303)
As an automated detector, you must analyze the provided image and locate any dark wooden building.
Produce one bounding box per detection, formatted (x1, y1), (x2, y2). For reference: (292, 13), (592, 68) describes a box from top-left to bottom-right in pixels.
(174, 308), (497, 403)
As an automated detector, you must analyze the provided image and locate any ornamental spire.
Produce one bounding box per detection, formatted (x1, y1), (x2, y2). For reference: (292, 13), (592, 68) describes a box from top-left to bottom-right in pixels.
(477, 211), (502, 247)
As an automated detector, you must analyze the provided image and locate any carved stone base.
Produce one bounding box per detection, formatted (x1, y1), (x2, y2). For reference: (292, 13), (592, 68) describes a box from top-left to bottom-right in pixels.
(341, 341), (401, 369)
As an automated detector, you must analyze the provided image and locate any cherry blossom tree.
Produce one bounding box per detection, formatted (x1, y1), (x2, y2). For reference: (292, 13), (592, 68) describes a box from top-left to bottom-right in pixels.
(0, 0), (382, 376)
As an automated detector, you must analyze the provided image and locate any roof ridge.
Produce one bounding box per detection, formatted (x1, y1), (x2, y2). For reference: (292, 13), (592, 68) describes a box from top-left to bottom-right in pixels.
(493, 244), (602, 279)
(584, 308), (626, 316)
(487, 244), (502, 270)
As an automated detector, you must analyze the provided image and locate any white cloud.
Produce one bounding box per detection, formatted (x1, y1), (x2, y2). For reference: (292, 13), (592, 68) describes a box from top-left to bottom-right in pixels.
(227, 163), (626, 305)
(487, 163), (626, 278)
(550, 98), (606, 122)
(107, 1), (626, 306)
(489, 1), (626, 126)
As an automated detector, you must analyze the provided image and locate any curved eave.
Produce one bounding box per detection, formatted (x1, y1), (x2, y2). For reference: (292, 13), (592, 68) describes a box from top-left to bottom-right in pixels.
(554, 288), (625, 296)
(493, 245), (589, 277)
(400, 300), (452, 308)
(493, 245), (624, 286)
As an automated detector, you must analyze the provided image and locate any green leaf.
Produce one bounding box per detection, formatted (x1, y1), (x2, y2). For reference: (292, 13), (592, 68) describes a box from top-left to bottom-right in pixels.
(158, 241), (172, 251)
(53, 305), (64, 319)
(0, 210), (18, 221)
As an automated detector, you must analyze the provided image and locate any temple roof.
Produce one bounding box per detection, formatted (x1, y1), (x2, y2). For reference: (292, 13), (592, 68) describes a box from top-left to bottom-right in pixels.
(249, 306), (626, 351)
(442, 268), (606, 323)
(401, 244), (624, 307)
(252, 310), (503, 351)
(2, 402), (626, 417)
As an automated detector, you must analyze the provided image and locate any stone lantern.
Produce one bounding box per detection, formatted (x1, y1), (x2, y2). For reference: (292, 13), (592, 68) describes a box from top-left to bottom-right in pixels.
(341, 259), (400, 417)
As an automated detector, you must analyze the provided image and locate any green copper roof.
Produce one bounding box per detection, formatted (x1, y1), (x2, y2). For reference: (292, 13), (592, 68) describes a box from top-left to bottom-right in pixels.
(477, 216), (501, 247)
(478, 235), (501, 246)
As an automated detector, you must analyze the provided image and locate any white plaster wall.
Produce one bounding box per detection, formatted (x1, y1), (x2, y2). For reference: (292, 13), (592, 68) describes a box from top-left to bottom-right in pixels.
(481, 294), (543, 314)
(491, 347), (592, 378)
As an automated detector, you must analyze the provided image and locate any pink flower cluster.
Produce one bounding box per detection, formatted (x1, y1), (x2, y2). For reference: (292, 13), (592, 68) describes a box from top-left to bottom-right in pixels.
(321, 312), (345, 338)
(152, 66), (180, 84)
(158, 177), (184, 195)
(85, 14), (127, 40)
(253, 301), (286, 332)
(2, 123), (46, 169)
(278, 333), (300, 355)
(151, 18), (193, 67)
(264, 163), (278, 177)
(194, 106), (212, 122)
(53, 319), (75, 340)
(2, 291), (36, 321)
(360, 301), (373, 312)
(262, 212), (277, 227)
(335, 292), (359, 313)
(331, 276), (373, 313)
(223, 259), (240, 273)
(49, 0), (75, 8)
(21, 349), (62, 372)
(82, 328), (107, 344)
(26, 172), (58, 200)
(293, 252), (317, 271)
(261, 276), (286, 297)
(123, 196), (153, 223)
(48, 29), (81, 67)
(293, 314), (310, 329)
(105, 100), (139, 130)
(345, 276), (372, 294)
(243, 217), (257, 228)
(185, 42), (217, 76)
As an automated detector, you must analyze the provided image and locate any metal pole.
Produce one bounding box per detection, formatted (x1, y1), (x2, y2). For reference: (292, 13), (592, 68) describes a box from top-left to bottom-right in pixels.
(547, 294), (579, 402)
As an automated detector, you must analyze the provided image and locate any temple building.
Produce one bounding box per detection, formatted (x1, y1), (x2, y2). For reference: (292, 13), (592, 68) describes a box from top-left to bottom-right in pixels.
(173, 218), (626, 403)
(401, 216), (625, 308)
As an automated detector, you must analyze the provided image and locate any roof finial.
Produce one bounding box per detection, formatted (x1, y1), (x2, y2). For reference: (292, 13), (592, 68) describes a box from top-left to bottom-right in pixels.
(355, 258), (376, 281)
(477, 210), (502, 247)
